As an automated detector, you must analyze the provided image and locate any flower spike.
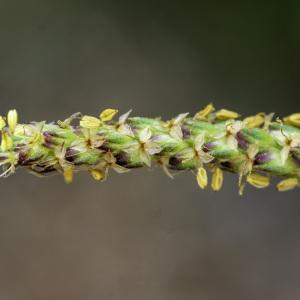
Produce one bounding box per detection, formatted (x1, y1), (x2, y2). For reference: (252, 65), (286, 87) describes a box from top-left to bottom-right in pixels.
(0, 106), (299, 194)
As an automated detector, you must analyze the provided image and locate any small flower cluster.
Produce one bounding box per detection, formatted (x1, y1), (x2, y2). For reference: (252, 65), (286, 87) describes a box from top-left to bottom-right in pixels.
(0, 105), (299, 194)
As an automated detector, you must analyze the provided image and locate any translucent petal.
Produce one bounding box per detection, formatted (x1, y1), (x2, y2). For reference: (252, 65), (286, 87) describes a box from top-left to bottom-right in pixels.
(118, 124), (134, 137)
(263, 112), (274, 130)
(230, 121), (244, 134)
(199, 150), (214, 163)
(213, 131), (226, 140)
(290, 133), (300, 148)
(271, 130), (286, 145)
(139, 150), (152, 167)
(91, 136), (104, 148)
(247, 144), (258, 160)
(104, 152), (116, 164)
(173, 113), (189, 125)
(227, 135), (238, 149)
(118, 109), (132, 124)
(170, 125), (183, 140)
(194, 134), (205, 151)
(162, 165), (174, 179)
(145, 142), (162, 155)
(177, 148), (195, 161)
(122, 141), (140, 154)
(139, 127), (152, 143)
(59, 158), (73, 171)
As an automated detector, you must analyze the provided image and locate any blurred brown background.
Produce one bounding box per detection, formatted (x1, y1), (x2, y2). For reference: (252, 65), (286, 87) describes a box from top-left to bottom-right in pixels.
(0, 1), (299, 299)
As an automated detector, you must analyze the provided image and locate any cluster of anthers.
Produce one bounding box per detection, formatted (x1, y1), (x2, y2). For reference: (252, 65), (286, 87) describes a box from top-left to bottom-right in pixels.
(0, 104), (300, 194)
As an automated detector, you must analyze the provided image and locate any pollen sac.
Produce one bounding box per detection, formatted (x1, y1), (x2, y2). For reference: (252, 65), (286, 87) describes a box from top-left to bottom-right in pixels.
(244, 114), (265, 128)
(216, 109), (240, 120)
(99, 108), (118, 122)
(0, 116), (6, 131)
(80, 116), (101, 129)
(197, 167), (208, 189)
(246, 173), (270, 188)
(63, 167), (74, 184)
(283, 113), (300, 127)
(90, 169), (104, 181)
(7, 109), (18, 134)
(194, 103), (215, 120)
(211, 167), (223, 191)
(1, 132), (13, 151)
(277, 178), (299, 191)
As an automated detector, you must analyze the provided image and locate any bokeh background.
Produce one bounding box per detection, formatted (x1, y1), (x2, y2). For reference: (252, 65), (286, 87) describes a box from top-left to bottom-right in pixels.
(0, 1), (299, 299)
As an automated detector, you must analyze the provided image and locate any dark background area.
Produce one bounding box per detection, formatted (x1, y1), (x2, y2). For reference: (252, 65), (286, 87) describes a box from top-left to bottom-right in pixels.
(0, 1), (299, 299)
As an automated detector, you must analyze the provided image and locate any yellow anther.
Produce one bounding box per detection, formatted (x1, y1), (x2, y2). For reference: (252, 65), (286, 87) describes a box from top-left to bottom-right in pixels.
(1, 132), (13, 151)
(63, 167), (74, 184)
(194, 103), (215, 120)
(80, 115), (101, 129)
(0, 116), (6, 131)
(246, 173), (270, 188)
(100, 108), (118, 122)
(277, 178), (299, 191)
(283, 113), (300, 127)
(244, 113), (265, 128)
(7, 109), (18, 133)
(216, 109), (240, 120)
(90, 169), (104, 181)
(197, 167), (208, 189)
(211, 167), (223, 191)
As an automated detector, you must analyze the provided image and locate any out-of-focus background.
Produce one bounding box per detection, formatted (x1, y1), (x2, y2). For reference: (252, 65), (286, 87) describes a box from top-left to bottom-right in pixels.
(0, 1), (299, 299)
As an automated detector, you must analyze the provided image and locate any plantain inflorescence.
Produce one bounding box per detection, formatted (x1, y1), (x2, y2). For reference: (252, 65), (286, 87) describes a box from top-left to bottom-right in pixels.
(0, 104), (300, 194)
